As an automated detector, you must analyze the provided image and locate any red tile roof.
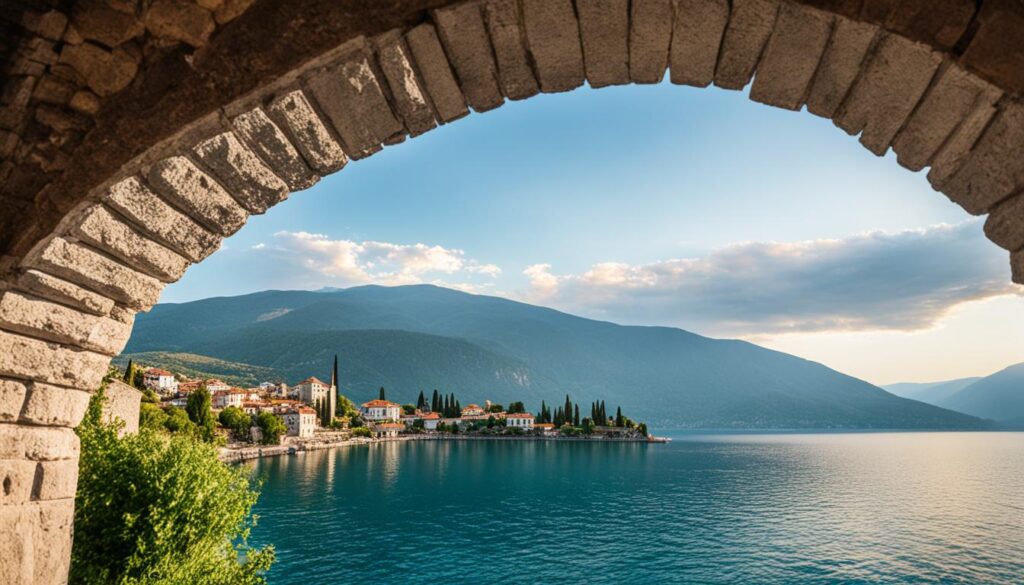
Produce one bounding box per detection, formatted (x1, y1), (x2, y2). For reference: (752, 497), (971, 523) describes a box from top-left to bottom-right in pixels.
(145, 368), (172, 376)
(362, 399), (400, 408)
(506, 413), (534, 419)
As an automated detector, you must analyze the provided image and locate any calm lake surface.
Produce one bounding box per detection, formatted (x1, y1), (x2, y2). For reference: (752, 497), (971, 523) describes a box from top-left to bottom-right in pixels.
(248, 432), (1024, 584)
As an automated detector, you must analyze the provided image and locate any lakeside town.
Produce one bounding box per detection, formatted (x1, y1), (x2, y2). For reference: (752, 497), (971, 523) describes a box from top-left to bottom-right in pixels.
(118, 355), (656, 459)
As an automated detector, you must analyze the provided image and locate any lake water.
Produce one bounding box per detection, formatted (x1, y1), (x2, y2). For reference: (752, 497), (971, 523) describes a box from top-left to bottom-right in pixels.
(247, 433), (1024, 584)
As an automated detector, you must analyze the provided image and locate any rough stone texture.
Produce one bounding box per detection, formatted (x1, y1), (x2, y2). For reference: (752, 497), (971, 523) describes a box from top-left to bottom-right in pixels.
(940, 102), (1024, 215)
(231, 108), (318, 191)
(405, 24), (471, 122)
(0, 425), (79, 461)
(0, 380), (29, 422)
(482, 0), (540, 100)
(143, 0), (217, 48)
(28, 237), (163, 311)
(629, 0), (673, 84)
(192, 132), (290, 214)
(893, 64), (1003, 172)
(834, 33), (941, 155)
(374, 31), (439, 136)
(73, 204), (190, 282)
(266, 90), (349, 175)
(17, 269), (115, 316)
(57, 42), (138, 97)
(0, 499), (75, 585)
(0, 329), (109, 391)
(928, 98), (1002, 188)
(1013, 250), (1024, 285)
(883, 0), (976, 51)
(103, 176), (223, 263)
(715, 0), (781, 90)
(750, 3), (834, 110)
(520, 0), (586, 93)
(102, 380), (142, 437)
(0, 459), (37, 505)
(806, 16), (877, 118)
(34, 459), (79, 501)
(669, 0), (729, 87)
(576, 0), (630, 88)
(304, 53), (405, 159)
(0, 291), (133, 356)
(961, 0), (1024, 97)
(433, 3), (504, 112)
(148, 156), (248, 236)
(21, 383), (93, 428)
(986, 194), (1024, 251)
(71, 0), (144, 48)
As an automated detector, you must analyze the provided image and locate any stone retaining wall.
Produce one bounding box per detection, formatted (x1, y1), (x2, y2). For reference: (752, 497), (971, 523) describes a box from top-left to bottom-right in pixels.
(1, 1), (1024, 582)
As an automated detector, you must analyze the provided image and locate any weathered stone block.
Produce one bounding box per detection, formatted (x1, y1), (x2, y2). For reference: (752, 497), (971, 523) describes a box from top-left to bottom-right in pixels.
(576, 0), (630, 88)
(961, 0), (1024, 96)
(148, 156), (248, 236)
(1012, 251), (1024, 285)
(806, 16), (877, 118)
(74, 204), (190, 282)
(405, 24), (471, 122)
(21, 10), (68, 41)
(71, 0), (144, 47)
(483, 0), (539, 100)
(433, 3), (504, 112)
(58, 42), (138, 97)
(928, 99), (1001, 188)
(30, 499), (75, 584)
(305, 53), (405, 159)
(374, 32), (438, 137)
(17, 269), (114, 316)
(834, 33), (941, 155)
(193, 132), (290, 215)
(0, 425), (79, 461)
(0, 291), (132, 356)
(0, 331), (106, 395)
(104, 176), (223, 263)
(940, 102), (1024, 215)
(893, 64), (1002, 172)
(102, 380), (141, 436)
(143, 0), (216, 48)
(0, 503), (34, 584)
(0, 459), (37, 505)
(521, 0), (585, 93)
(21, 383), (92, 429)
(985, 193), (1024, 251)
(669, 0), (729, 87)
(0, 380), (28, 422)
(266, 90), (349, 174)
(629, 0), (673, 84)
(34, 459), (79, 501)
(232, 107), (318, 190)
(29, 237), (163, 311)
(750, 3), (833, 110)
(716, 0), (781, 90)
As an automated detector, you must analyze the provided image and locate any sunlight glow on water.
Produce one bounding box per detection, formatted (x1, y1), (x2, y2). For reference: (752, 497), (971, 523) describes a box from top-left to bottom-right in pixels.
(248, 433), (1024, 584)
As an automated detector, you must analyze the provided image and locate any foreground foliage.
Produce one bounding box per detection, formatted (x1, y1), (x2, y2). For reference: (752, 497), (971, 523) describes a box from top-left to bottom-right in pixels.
(71, 390), (274, 585)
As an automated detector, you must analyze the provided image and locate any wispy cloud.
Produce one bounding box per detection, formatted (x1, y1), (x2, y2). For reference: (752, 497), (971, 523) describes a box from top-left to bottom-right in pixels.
(519, 222), (1019, 335)
(256, 231), (501, 288)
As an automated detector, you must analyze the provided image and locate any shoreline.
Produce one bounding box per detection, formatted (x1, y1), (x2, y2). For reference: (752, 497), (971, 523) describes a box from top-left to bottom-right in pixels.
(220, 433), (661, 463)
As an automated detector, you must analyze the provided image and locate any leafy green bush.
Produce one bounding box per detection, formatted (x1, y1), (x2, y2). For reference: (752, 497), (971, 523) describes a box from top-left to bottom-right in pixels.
(255, 412), (286, 445)
(219, 406), (252, 441)
(72, 390), (274, 585)
(350, 426), (372, 438)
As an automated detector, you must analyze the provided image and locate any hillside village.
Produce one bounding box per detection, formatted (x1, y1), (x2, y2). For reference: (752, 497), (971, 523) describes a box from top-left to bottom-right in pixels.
(125, 357), (652, 449)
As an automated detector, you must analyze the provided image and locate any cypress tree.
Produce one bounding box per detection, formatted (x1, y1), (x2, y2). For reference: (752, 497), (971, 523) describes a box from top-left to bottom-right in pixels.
(540, 401), (546, 423)
(455, 400), (462, 417)
(601, 400), (607, 425)
(443, 395), (450, 417)
(432, 390), (440, 413)
(573, 404), (580, 427)
(564, 395), (572, 424)
(616, 406), (623, 427)
(122, 359), (133, 383)
(417, 391), (426, 411)
(378, 386), (386, 401)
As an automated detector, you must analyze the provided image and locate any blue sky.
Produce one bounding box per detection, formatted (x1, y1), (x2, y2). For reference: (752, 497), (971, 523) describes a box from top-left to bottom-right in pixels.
(160, 81), (1024, 385)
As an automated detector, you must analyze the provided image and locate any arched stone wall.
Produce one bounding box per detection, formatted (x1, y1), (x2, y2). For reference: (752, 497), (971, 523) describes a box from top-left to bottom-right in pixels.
(2, 1), (1024, 582)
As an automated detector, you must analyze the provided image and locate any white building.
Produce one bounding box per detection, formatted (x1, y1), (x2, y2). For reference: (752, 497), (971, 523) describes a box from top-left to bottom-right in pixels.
(143, 368), (177, 394)
(294, 377), (330, 405)
(282, 407), (316, 438)
(461, 404), (486, 417)
(506, 413), (535, 430)
(205, 379), (230, 393)
(421, 412), (441, 431)
(373, 422), (404, 438)
(213, 389), (245, 409)
(361, 399), (402, 422)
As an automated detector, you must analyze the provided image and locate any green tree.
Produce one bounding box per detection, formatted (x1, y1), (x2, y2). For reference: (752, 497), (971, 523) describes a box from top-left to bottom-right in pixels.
(186, 386), (216, 442)
(218, 406), (252, 441)
(378, 386), (386, 400)
(122, 360), (134, 385)
(72, 390), (274, 585)
(351, 426), (372, 438)
(573, 404), (580, 427)
(581, 417), (595, 435)
(488, 403), (504, 413)
(163, 407), (196, 436)
(637, 422), (649, 437)
(431, 389), (440, 413)
(256, 412), (286, 445)
(416, 391), (426, 411)
(139, 402), (169, 432)
(402, 404), (416, 415)
(615, 406), (624, 427)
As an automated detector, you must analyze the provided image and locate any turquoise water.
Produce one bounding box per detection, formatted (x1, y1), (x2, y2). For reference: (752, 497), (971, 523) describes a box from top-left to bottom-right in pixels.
(248, 433), (1024, 584)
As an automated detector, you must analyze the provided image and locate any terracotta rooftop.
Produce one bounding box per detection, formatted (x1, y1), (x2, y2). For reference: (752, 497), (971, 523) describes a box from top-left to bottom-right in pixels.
(362, 399), (400, 408)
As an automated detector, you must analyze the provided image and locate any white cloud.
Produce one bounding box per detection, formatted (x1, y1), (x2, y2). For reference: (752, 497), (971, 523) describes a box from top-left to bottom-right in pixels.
(518, 222), (1020, 335)
(257, 231), (498, 288)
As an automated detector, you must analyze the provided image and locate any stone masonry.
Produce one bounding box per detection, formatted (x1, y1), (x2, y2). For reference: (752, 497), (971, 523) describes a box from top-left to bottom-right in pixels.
(1, 1), (1024, 583)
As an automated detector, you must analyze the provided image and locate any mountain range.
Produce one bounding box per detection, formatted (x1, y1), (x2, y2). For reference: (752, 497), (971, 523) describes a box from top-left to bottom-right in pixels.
(885, 364), (1024, 427)
(121, 285), (991, 429)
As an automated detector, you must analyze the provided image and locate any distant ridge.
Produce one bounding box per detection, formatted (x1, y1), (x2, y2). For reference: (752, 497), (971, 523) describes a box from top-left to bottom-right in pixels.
(123, 285), (990, 429)
(887, 363), (1024, 426)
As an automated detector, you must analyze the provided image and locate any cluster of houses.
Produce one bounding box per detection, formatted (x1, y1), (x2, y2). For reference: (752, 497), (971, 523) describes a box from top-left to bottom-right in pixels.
(140, 365), (640, 443)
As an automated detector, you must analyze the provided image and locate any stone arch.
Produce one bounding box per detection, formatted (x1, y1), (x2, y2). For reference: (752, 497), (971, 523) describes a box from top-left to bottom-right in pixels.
(2, 0), (1024, 582)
